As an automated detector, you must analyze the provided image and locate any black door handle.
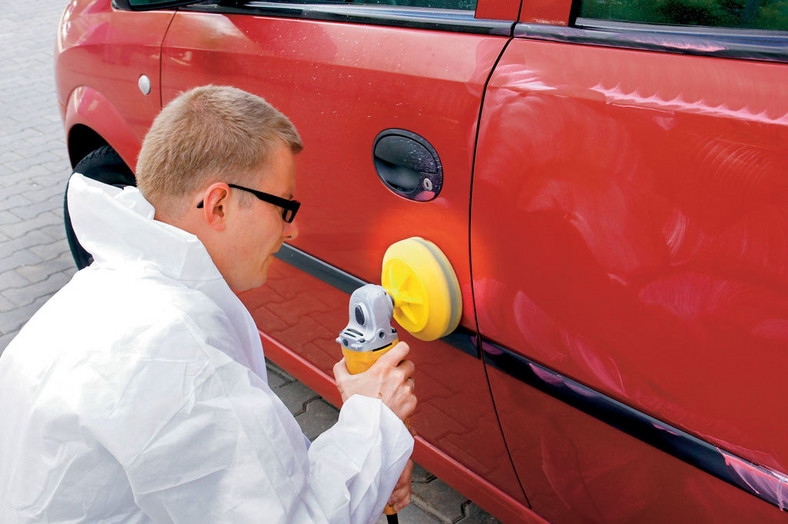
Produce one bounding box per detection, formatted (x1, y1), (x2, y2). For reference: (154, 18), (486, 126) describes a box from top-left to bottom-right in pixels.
(373, 129), (442, 201)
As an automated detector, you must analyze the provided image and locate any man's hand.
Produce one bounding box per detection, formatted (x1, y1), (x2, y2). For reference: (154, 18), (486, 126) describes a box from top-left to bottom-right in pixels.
(333, 341), (417, 421)
(387, 459), (414, 512)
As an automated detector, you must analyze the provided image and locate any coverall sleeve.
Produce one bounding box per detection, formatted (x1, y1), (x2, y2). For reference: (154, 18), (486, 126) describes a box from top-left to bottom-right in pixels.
(306, 394), (414, 522)
(110, 335), (413, 524)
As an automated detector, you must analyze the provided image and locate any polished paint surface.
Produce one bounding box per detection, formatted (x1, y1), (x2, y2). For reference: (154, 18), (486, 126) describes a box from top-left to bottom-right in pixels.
(485, 362), (787, 523)
(484, 340), (788, 513)
(472, 36), (788, 520)
(474, 0), (520, 23)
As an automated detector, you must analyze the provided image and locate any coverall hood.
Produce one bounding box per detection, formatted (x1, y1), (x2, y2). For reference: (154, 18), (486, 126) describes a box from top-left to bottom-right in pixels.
(69, 174), (220, 283)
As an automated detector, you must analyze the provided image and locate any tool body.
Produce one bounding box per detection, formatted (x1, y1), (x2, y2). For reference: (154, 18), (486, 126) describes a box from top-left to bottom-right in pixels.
(338, 284), (400, 374)
(336, 237), (463, 523)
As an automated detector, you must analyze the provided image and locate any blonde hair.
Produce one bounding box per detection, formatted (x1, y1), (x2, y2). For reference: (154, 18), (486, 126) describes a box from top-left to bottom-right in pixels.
(135, 85), (302, 215)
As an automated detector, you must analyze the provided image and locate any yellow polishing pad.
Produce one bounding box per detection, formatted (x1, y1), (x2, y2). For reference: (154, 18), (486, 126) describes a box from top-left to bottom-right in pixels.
(381, 237), (462, 341)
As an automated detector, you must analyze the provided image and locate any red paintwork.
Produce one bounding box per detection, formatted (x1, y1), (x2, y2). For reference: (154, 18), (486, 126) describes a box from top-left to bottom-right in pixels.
(519, 0), (572, 25)
(61, 86), (143, 171)
(485, 362), (787, 523)
(475, 0), (519, 23)
(472, 37), (788, 520)
(55, 0), (174, 168)
(54, 0), (788, 521)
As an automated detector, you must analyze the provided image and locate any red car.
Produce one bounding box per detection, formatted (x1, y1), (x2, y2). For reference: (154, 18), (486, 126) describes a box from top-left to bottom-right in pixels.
(56, 0), (787, 521)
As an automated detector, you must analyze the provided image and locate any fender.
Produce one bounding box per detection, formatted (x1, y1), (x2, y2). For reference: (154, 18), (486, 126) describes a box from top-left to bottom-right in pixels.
(64, 86), (141, 174)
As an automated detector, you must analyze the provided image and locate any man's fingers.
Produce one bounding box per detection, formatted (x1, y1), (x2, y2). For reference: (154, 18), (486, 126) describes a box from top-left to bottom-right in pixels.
(334, 341), (417, 418)
(387, 481), (410, 505)
(376, 341), (410, 367)
(388, 460), (414, 509)
(389, 490), (411, 511)
(396, 492), (412, 511)
(332, 357), (349, 379)
(396, 358), (415, 378)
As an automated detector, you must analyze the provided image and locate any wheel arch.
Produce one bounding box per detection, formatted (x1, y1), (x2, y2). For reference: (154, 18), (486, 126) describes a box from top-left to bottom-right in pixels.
(64, 85), (140, 175)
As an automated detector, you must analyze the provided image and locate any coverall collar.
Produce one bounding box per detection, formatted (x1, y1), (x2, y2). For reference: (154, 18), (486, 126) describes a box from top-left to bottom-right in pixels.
(66, 173), (268, 379)
(67, 173), (222, 283)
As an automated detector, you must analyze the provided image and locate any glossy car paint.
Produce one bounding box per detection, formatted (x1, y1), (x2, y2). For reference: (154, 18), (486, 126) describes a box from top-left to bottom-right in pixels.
(519, 0), (572, 25)
(475, 0), (520, 24)
(55, 0), (174, 169)
(157, 5), (530, 519)
(471, 35), (788, 520)
(484, 358), (787, 523)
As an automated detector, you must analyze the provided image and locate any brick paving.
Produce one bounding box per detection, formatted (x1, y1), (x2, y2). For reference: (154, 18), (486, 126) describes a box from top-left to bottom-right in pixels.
(0, 1), (500, 522)
(0, 1), (76, 351)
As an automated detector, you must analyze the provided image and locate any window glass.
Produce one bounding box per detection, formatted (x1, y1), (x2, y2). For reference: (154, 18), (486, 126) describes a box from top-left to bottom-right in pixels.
(578, 0), (787, 31)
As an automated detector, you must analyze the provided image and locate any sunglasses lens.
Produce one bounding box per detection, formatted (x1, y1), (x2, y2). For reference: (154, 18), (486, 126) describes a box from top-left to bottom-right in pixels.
(283, 202), (300, 223)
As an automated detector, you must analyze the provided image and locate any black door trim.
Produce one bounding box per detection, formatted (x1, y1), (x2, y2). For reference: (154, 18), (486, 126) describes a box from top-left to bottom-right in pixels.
(483, 339), (788, 510)
(274, 243), (480, 357)
(180, 2), (514, 36)
(275, 243), (366, 295)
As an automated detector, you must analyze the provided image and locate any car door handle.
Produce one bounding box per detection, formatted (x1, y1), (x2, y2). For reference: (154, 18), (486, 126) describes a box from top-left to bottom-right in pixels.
(373, 129), (442, 202)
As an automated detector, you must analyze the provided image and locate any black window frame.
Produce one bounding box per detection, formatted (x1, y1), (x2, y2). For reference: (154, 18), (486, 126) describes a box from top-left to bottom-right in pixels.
(511, 5), (788, 63)
(169, 0), (514, 35)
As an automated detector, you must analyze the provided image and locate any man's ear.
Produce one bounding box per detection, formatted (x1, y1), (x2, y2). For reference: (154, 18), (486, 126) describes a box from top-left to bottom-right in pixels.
(200, 183), (231, 231)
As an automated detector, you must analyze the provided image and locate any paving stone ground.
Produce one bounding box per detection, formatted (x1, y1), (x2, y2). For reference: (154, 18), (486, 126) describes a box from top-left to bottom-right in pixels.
(0, 1), (500, 522)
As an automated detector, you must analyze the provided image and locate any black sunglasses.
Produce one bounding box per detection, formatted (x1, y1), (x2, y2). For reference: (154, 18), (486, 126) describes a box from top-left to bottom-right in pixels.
(197, 183), (300, 223)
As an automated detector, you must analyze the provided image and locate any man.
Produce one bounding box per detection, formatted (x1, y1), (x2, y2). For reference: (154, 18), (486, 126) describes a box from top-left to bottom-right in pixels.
(0, 85), (416, 523)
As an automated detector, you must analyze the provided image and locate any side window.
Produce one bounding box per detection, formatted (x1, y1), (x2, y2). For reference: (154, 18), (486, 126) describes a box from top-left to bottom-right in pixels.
(578, 0), (787, 31)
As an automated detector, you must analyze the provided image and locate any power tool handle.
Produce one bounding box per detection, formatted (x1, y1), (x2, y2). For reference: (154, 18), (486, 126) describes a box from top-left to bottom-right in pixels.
(341, 341), (401, 517)
(341, 340), (397, 374)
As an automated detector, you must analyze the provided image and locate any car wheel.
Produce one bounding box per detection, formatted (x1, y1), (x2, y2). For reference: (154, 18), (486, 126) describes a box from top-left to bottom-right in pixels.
(64, 145), (136, 269)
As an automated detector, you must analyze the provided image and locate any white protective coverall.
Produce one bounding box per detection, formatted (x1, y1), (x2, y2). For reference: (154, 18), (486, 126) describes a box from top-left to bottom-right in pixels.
(0, 174), (413, 523)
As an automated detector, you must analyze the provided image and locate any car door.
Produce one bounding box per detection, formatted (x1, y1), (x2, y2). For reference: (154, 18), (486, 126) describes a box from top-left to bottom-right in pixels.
(472, 0), (788, 522)
(158, 0), (531, 519)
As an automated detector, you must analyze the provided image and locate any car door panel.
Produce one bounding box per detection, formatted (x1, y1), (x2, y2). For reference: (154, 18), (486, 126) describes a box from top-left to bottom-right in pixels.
(483, 343), (787, 523)
(160, 7), (529, 515)
(472, 36), (788, 521)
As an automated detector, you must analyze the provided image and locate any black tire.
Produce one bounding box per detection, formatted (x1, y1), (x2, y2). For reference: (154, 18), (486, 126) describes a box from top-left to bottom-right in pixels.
(64, 145), (136, 269)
